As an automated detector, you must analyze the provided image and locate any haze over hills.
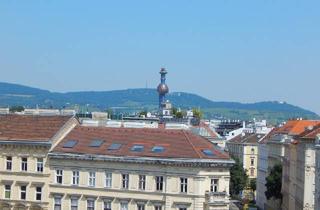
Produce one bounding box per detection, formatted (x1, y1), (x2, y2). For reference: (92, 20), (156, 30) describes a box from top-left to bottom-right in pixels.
(0, 82), (318, 124)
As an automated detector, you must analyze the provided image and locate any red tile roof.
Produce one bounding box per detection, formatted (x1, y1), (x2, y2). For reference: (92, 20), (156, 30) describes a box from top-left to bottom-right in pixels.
(0, 114), (73, 142)
(299, 125), (320, 139)
(274, 120), (320, 136)
(52, 126), (230, 160)
(228, 133), (266, 144)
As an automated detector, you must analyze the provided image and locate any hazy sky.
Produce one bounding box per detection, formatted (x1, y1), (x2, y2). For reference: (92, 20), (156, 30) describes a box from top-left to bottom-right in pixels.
(0, 1), (319, 114)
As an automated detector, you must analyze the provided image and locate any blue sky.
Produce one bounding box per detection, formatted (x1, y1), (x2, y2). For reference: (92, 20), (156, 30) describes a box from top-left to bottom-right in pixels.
(0, 1), (319, 114)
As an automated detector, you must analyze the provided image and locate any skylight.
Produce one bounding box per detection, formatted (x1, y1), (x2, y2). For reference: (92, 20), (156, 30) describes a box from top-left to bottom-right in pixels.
(131, 145), (144, 152)
(152, 146), (165, 153)
(63, 140), (78, 148)
(108, 143), (122, 150)
(202, 149), (215, 156)
(89, 139), (104, 147)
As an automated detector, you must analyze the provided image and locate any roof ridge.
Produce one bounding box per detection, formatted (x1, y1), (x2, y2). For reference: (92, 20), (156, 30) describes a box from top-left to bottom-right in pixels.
(182, 130), (202, 158)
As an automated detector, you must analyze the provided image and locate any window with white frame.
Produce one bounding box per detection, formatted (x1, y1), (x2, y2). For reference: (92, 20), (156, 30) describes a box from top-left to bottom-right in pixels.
(139, 175), (146, 190)
(4, 185), (11, 199)
(87, 199), (95, 210)
(137, 204), (145, 210)
(36, 186), (42, 201)
(122, 174), (129, 189)
(250, 168), (255, 176)
(71, 197), (79, 210)
(105, 172), (112, 188)
(56, 169), (63, 184)
(6, 156), (12, 171)
(54, 196), (62, 210)
(180, 177), (188, 193)
(251, 158), (254, 166)
(155, 176), (163, 191)
(154, 206), (162, 210)
(72, 171), (80, 185)
(120, 203), (128, 210)
(20, 185), (26, 200)
(89, 172), (96, 187)
(210, 179), (219, 192)
(21, 157), (28, 171)
(37, 158), (44, 172)
(103, 200), (111, 210)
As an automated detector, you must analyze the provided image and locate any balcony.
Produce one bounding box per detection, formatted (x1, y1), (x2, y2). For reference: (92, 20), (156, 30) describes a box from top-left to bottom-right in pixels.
(205, 191), (230, 206)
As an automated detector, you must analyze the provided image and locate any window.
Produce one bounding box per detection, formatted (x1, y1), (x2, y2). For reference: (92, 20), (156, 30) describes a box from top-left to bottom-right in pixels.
(251, 158), (255, 166)
(89, 172), (96, 187)
(139, 175), (146, 190)
(54, 197), (62, 210)
(210, 179), (219, 192)
(20, 185), (26, 200)
(87, 199), (95, 210)
(71, 197), (79, 210)
(180, 177), (188, 193)
(122, 174), (129, 189)
(155, 206), (163, 210)
(56, 169), (63, 184)
(120, 203), (128, 210)
(154, 206), (162, 210)
(63, 140), (78, 148)
(36, 186), (42, 201)
(37, 158), (44, 172)
(4, 185), (11, 199)
(21, 157), (28, 171)
(251, 148), (255, 154)
(6, 156), (12, 171)
(105, 172), (112, 188)
(103, 201), (111, 210)
(179, 208), (187, 210)
(152, 146), (165, 153)
(72, 171), (80, 185)
(137, 204), (145, 210)
(156, 176), (164, 191)
(250, 168), (255, 176)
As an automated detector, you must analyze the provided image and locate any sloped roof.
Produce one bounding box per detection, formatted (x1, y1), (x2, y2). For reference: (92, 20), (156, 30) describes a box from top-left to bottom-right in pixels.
(275, 120), (320, 136)
(299, 125), (320, 139)
(0, 114), (72, 142)
(228, 133), (266, 145)
(52, 125), (230, 160)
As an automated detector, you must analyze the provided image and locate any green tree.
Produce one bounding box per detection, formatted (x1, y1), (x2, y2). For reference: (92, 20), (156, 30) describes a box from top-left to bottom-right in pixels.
(9, 106), (24, 113)
(230, 157), (248, 197)
(172, 107), (178, 116)
(265, 163), (282, 201)
(175, 111), (183, 119)
(192, 108), (203, 119)
(139, 110), (148, 117)
(250, 178), (257, 192)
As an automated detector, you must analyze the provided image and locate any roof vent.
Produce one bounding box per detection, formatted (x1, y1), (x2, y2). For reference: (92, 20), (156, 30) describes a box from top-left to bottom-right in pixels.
(152, 146), (165, 153)
(89, 139), (104, 147)
(63, 140), (78, 148)
(131, 145), (144, 152)
(202, 149), (215, 157)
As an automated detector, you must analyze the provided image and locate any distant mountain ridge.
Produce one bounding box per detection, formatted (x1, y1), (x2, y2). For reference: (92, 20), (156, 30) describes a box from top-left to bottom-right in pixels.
(0, 82), (318, 123)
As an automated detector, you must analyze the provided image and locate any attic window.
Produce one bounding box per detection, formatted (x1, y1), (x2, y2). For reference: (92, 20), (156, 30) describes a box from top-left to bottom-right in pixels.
(202, 149), (214, 157)
(152, 146), (165, 153)
(131, 145), (144, 152)
(108, 143), (122, 150)
(89, 139), (104, 147)
(63, 140), (78, 148)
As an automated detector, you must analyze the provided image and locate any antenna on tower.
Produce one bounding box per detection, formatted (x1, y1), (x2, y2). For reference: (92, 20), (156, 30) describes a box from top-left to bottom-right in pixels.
(145, 80), (148, 89)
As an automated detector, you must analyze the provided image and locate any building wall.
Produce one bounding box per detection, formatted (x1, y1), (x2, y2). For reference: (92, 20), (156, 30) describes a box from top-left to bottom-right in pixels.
(256, 143), (268, 210)
(0, 144), (51, 210)
(315, 144), (320, 210)
(48, 158), (231, 210)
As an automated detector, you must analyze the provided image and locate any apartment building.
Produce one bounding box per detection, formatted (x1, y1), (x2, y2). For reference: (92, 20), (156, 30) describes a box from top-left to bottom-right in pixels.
(227, 132), (265, 179)
(256, 120), (320, 210)
(0, 114), (78, 210)
(0, 114), (234, 210)
(282, 124), (320, 210)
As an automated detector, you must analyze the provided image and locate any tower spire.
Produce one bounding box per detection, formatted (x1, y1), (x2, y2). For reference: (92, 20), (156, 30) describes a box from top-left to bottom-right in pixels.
(157, 68), (169, 117)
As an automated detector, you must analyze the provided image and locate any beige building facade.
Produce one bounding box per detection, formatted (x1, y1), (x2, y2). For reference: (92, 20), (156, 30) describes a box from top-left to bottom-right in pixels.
(0, 114), (234, 210)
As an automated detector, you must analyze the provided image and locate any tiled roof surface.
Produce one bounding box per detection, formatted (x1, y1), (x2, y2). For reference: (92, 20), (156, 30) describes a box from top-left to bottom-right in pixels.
(275, 120), (320, 136)
(53, 126), (230, 160)
(228, 133), (265, 144)
(0, 114), (72, 141)
(299, 125), (320, 139)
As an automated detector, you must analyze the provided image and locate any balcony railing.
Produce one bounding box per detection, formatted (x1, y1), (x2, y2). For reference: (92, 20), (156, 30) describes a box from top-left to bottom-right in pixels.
(205, 191), (229, 206)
